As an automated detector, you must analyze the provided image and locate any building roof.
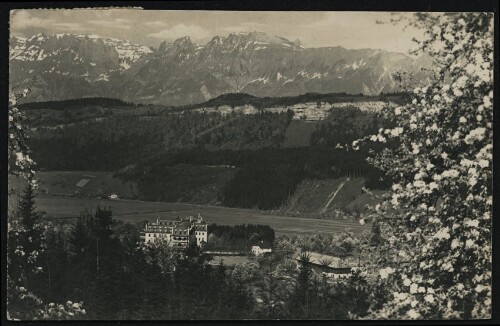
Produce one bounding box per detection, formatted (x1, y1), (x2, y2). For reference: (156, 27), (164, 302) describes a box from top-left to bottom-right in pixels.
(145, 216), (204, 235)
(194, 224), (207, 231)
(294, 252), (357, 269)
(150, 219), (175, 226)
(176, 220), (192, 230)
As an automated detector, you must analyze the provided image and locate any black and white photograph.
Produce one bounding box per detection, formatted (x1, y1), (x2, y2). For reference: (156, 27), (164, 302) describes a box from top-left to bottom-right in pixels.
(3, 2), (497, 322)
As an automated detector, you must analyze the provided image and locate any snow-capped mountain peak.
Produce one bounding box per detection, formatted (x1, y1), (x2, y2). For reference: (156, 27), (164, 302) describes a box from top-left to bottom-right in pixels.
(10, 32), (431, 105)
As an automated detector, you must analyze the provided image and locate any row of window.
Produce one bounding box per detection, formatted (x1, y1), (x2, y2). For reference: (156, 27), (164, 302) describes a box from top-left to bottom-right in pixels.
(147, 233), (171, 238)
(147, 231), (206, 239)
(146, 229), (172, 233)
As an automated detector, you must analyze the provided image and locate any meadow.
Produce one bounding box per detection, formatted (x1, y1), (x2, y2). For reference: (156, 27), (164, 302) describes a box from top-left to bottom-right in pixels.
(27, 195), (367, 236)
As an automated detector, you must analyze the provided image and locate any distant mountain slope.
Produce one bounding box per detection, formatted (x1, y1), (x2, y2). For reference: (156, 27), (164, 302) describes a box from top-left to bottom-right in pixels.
(10, 32), (431, 106)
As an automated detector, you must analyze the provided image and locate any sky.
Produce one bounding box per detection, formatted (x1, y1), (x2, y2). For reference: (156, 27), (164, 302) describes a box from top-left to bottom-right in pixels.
(10, 9), (425, 54)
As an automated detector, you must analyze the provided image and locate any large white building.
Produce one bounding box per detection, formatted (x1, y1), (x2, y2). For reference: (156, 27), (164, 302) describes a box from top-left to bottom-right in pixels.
(141, 215), (208, 248)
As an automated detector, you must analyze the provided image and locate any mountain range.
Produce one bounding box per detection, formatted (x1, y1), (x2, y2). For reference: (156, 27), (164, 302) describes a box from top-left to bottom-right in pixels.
(10, 31), (432, 106)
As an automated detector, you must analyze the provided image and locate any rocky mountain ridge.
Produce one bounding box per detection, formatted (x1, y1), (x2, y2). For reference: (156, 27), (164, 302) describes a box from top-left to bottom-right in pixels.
(10, 32), (432, 106)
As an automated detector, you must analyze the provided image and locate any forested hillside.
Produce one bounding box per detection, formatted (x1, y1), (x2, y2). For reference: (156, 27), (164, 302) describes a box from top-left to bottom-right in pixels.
(24, 94), (399, 211)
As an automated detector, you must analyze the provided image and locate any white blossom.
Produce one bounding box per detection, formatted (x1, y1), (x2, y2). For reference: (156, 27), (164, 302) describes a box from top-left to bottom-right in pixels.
(434, 227), (450, 240)
(424, 294), (435, 303)
(408, 309), (420, 319)
(379, 267), (395, 279)
(478, 159), (489, 168)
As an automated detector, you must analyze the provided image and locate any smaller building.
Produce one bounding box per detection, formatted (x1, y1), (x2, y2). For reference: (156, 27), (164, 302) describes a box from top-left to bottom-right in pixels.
(252, 241), (273, 255)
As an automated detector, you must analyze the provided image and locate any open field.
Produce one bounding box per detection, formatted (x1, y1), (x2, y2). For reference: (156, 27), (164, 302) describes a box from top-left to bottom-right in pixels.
(9, 171), (138, 199)
(24, 195), (368, 236)
(210, 256), (250, 266)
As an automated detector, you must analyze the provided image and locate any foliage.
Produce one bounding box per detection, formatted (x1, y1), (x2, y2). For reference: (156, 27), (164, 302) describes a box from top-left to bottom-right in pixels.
(310, 106), (390, 147)
(356, 13), (493, 319)
(28, 110), (293, 171)
(279, 232), (360, 257)
(8, 86), (85, 320)
(7, 183), (44, 289)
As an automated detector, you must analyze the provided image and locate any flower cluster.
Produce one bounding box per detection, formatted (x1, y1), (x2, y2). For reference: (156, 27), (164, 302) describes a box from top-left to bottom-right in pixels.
(360, 13), (493, 320)
(35, 301), (86, 320)
(8, 87), (37, 184)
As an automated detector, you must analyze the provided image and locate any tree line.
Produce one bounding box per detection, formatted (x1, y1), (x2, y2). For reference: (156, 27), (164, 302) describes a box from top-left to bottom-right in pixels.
(205, 224), (275, 251)
(28, 110), (294, 171)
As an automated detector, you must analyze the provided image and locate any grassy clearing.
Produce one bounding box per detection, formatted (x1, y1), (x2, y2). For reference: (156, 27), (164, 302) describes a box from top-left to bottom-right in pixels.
(280, 177), (381, 216)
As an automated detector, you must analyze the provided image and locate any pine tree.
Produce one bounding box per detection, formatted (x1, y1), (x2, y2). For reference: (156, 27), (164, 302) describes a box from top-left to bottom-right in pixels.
(291, 251), (313, 319)
(18, 181), (40, 231)
(14, 181), (43, 289)
(69, 216), (87, 258)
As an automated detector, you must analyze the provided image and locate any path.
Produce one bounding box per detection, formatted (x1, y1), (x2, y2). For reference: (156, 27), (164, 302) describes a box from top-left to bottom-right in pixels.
(321, 177), (350, 213)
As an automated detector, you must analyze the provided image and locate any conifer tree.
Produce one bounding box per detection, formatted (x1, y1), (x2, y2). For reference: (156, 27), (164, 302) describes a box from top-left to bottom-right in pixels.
(291, 251), (313, 319)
